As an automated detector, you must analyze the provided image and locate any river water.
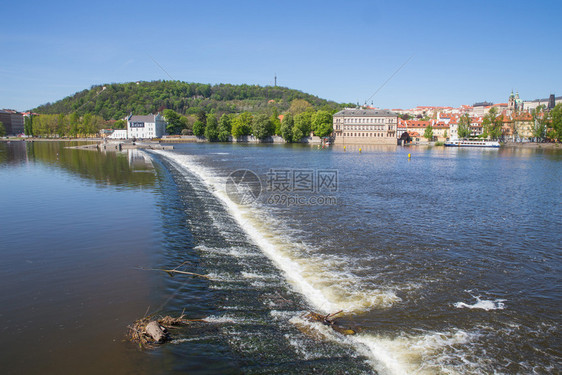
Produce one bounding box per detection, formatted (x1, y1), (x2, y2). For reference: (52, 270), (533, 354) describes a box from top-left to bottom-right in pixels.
(0, 141), (560, 374)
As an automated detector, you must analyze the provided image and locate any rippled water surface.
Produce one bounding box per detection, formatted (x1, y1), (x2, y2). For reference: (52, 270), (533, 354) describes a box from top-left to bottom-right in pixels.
(1, 141), (560, 374)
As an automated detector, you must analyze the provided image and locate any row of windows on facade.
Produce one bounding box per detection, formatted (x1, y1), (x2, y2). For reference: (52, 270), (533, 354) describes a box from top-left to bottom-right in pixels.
(130, 131), (156, 136)
(336, 125), (395, 131)
(337, 118), (395, 124)
(343, 132), (390, 138)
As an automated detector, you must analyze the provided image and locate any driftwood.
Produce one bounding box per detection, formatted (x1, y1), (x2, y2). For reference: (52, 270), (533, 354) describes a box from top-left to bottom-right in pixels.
(145, 321), (166, 343)
(128, 313), (196, 348)
(302, 310), (356, 335)
(135, 266), (211, 279)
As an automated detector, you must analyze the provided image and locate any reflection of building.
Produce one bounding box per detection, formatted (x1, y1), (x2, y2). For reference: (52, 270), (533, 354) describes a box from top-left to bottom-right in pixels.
(127, 114), (167, 139)
(333, 108), (397, 145)
(127, 149), (154, 168)
(0, 109), (24, 135)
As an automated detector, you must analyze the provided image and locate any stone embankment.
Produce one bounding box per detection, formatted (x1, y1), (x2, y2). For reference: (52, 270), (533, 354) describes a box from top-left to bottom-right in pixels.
(68, 141), (173, 151)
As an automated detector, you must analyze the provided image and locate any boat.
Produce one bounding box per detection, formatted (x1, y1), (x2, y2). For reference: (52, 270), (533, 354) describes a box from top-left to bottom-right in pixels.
(444, 139), (500, 148)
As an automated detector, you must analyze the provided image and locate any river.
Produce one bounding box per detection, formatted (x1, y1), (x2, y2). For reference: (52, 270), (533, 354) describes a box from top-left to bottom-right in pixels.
(0, 141), (560, 374)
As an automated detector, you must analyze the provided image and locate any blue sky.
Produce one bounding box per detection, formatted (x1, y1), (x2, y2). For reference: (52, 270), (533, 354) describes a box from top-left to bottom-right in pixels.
(1, 0), (561, 111)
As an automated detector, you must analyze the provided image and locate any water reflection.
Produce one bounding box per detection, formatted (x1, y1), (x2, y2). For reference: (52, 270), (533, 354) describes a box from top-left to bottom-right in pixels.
(0, 141), (155, 188)
(0, 140), (29, 166)
(0, 140), (166, 375)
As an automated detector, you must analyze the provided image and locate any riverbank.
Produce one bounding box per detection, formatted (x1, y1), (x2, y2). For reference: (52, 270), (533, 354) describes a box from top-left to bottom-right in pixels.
(0, 137), (173, 151)
(501, 141), (561, 149)
(404, 140), (561, 149)
(2, 137), (560, 149)
(0, 137), (101, 142)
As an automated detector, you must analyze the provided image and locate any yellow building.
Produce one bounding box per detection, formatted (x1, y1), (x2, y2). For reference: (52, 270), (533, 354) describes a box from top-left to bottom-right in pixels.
(513, 112), (534, 141)
(333, 108), (397, 145)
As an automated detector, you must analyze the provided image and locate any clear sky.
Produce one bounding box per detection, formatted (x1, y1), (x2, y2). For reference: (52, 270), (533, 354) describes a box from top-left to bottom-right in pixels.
(2, 0), (561, 111)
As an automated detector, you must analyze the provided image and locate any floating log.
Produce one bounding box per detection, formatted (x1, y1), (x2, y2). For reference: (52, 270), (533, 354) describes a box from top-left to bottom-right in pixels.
(302, 310), (356, 335)
(135, 266), (211, 279)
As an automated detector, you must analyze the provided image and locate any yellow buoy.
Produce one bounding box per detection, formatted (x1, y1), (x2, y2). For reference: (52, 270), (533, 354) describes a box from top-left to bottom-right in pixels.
(408, 153), (411, 158)
(359, 148), (362, 153)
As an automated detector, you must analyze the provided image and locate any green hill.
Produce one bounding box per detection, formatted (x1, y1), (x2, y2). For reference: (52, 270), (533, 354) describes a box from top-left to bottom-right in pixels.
(32, 80), (343, 120)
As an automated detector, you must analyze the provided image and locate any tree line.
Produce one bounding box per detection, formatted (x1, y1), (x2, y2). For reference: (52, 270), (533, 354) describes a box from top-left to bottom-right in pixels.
(23, 113), (107, 137)
(21, 97), (337, 140)
(163, 98), (335, 142)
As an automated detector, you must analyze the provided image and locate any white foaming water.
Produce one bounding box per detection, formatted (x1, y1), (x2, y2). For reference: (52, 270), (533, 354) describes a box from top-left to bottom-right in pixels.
(352, 330), (485, 375)
(170, 336), (220, 344)
(153, 150), (400, 314)
(241, 271), (271, 280)
(151, 150), (482, 375)
(454, 293), (506, 311)
(196, 244), (262, 259)
(288, 314), (486, 375)
(202, 315), (239, 324)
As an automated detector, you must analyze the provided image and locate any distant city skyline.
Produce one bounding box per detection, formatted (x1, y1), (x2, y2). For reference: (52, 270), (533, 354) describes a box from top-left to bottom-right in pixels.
(1, 0), (561, 112)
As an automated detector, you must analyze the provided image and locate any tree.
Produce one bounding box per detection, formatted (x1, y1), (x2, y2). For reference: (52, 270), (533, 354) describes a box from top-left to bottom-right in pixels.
(531, 105), (547, 141)
(443, 130), (448, 139)
(312, 110), (333, 137)
(81, 113), (93, 135)
(193, 120), (205, 136)
(548, 103), (562, 142)
(204, 114), (219, 141)
(113, 119), (126, 129)
(280, 113), (294, 142)
(423, 124), (434, 141)
(457, 113), (471, 139)
(24, 116), (34, 136)
(252, 114), (275, 139)
(292, 111), (313, 142)
(482, 107), (502, 139)
(56, 113), (67, 137)
(69, 113), (80, 137)
(163, 109), (184, 135)
(0, 121), (5, 137)
(231, 112), (253, 138)
(289, 99), (313, 115)
(218, 114), (232, 142)
(270, 110), (281, 135)
(196, 109), (207, 125)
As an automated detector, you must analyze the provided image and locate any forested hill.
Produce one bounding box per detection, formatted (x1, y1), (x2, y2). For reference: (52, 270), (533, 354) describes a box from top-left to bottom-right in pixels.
(32, 81), (343, 120)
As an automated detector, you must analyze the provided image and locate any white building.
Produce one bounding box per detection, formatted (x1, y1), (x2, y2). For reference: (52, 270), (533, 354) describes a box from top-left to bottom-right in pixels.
(127, 113), (167, 139)
(449, 119), (458, 140)
(108, 129), (128, 139)
(523, 95), (562, 111)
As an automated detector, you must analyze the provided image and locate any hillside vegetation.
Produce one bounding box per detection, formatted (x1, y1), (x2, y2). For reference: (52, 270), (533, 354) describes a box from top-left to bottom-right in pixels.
(33, 80), (343, 120)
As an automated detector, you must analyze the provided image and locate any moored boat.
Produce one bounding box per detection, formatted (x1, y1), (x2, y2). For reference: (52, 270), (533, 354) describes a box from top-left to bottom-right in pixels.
(444, 139), (500, 148)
